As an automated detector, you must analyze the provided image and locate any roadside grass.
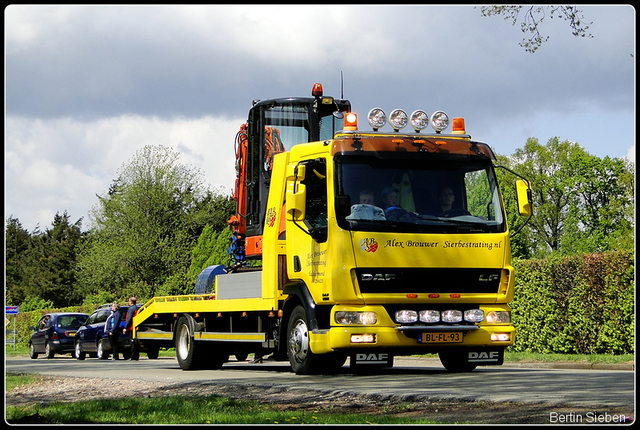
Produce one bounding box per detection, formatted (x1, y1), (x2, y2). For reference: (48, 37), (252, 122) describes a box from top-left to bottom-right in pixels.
(5, 380), (437, 424)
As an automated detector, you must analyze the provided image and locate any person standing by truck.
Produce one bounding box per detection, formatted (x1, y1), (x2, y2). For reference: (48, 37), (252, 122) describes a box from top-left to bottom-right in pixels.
(105, 303), (121, 360)
(123, 297), (140, 360)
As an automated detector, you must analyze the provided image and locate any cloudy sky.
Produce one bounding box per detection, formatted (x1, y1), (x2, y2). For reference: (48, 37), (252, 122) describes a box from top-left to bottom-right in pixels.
(5, 5), (635, 232)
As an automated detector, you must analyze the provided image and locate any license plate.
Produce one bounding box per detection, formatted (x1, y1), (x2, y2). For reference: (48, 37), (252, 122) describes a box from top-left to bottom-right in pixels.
(419, 332), (463, 343)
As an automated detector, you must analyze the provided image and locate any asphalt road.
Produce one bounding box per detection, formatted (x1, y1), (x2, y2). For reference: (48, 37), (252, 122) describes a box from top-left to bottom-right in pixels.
(6, 354), (634, 410)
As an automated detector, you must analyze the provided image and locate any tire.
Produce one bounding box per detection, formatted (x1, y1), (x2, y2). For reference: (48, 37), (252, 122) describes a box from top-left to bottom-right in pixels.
(29, 343), (39, 359)
(175, 316), (201, 370)
(45, 342), (55, 359)
(438, 350), (477, 373)
(97, 338), (110, 360)
(287, 306), (320, 375)
(75, 340), (86, 360)
(234, 352), (248, 362)
(146, 346), (159, 360)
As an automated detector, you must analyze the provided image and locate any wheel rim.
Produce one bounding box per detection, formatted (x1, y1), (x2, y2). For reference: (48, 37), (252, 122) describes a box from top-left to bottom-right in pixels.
(177, 324), (191, 361)
(75, 342), (81, 356)
(289, 319), (310, 364)
(97, 340), (103, 358)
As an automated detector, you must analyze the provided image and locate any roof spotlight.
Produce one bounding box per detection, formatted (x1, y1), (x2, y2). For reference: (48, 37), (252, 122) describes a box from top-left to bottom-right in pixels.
(389, 109), (408, 131)
(431, 110), (450, 133)
(367, 108), (387, 131)
(410, 110), (429, 132)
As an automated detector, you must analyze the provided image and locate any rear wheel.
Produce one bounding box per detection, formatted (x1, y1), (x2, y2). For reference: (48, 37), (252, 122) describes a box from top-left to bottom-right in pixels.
(176, 317), (202, 370)
(45, 342), (54, 359)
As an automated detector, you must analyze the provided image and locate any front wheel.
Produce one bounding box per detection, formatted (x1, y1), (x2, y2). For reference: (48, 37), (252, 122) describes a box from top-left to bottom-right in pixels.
(75, 340), (86, 360)
(287, 306), (321, 375)
(97, 338), (110, 360)
(29, 343), (39, 359)
(438, 349), (477, 373)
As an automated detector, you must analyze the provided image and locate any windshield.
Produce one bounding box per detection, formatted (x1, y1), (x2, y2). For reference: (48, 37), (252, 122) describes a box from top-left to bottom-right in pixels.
(335, 155), (506, 233)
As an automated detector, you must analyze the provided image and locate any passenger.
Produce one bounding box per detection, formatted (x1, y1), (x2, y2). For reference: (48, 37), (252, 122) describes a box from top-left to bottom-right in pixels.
(358, 189), (375, 205)
(381, 186), (419, 222)
(105, 302), (122, 361)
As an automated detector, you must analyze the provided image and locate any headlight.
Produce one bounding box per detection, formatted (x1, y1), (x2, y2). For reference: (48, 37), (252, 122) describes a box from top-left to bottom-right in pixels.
(410, 110), (429, 132)
(395, 310), (418, 323)
(335, 311), (377, 325)
(389, 109), (408, 131)
(485, 311), (511, 324)
(419, 310), (440, 323)
(367, 108), (386, 130)
(441, 309), (463, 323)
(430, 110), (449, 132)
(464, 309), (485, 323)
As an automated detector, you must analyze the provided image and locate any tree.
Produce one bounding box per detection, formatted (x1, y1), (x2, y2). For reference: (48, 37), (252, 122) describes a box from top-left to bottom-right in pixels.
(5, 212), (84, 307)
(77, 145), (232, 298)
(498, 137), (634, 257)
(480, 5), (593, 53)
(5, 216), (32, 305)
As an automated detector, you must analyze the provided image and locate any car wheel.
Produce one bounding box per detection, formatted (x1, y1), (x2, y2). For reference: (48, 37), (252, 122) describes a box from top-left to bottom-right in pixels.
(45, 342), (55, 359)
(97, 338), (110, 360)
(75, 340), (86, 360)
(29, 343), (39, 359)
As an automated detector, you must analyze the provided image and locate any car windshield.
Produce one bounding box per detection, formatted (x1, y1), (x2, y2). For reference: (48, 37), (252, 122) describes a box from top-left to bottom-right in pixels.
(335, 155), (506, 234)
(57, 315), (88, 329)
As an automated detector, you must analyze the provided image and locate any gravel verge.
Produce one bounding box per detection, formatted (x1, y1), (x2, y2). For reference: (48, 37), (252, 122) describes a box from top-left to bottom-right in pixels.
(6, 374), (635, 424)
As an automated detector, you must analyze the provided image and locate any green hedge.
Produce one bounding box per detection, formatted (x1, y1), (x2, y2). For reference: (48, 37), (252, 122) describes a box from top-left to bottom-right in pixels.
(511, 250), (634, 354)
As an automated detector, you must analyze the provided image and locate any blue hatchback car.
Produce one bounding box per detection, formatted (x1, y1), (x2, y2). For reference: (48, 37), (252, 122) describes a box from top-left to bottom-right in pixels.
(29, 312), (89, 359)
(74, 305), (130, 360)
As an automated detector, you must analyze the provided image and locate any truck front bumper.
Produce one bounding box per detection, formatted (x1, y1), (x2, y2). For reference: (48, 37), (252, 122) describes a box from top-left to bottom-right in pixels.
(310, 324), (515, 355)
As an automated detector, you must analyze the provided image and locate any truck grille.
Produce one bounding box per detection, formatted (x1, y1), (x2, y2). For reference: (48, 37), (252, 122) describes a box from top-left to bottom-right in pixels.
(355, 268), (501, 294)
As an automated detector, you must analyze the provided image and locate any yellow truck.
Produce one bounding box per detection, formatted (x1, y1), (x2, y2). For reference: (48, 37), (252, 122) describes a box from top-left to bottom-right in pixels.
(132, 84), (532, 374)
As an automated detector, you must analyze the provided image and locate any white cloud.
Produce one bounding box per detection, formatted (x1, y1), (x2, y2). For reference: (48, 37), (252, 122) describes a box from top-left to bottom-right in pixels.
(5, 114), (242, 232)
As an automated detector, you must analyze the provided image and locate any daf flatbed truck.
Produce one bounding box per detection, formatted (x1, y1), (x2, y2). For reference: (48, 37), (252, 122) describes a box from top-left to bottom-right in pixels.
(132, 83), (532, 374)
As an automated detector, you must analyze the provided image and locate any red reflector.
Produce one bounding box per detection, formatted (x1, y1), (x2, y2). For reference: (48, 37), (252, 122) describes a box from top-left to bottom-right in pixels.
(52, 333), (59, 340)
(428, 294), (440, 298)
(312, 83), (323, 97)
(450, 293), (461, 298)
(406, 293), (418, 298)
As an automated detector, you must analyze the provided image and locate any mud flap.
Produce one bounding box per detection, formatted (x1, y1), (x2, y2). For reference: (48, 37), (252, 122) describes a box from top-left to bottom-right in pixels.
(466, 347), (504, 365)
(350, 352), (394, 369)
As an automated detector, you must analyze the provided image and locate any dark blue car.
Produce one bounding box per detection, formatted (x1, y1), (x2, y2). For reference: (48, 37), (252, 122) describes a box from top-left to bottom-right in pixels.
(29, 312), (89, 359)
(74, 305), (130, 360)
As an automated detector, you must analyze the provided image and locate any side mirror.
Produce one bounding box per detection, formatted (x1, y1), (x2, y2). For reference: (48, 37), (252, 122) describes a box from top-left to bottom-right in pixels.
(286, 182), (307, 222)
(286, 164), (307, 222)
(515, 179), (533, 217)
